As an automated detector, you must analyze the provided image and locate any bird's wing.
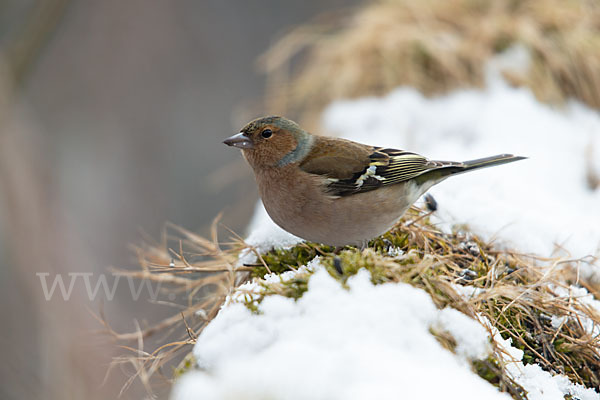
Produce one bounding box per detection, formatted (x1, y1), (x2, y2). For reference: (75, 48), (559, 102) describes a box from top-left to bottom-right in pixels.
(298, 137), (374, 180)
(301, 143), (453, 197)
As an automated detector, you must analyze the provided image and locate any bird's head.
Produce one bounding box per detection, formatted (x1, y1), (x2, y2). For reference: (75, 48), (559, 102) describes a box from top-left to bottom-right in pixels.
(223, 116), (314, 168)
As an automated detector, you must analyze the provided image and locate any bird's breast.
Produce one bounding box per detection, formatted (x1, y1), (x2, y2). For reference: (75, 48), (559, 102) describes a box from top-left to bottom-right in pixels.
(254, 167), (423, 246)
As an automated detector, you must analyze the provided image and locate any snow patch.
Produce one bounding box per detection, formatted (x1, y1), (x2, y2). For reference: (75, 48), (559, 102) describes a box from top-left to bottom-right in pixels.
(173, 269), (506, 400)
(550, 284), (600, 337)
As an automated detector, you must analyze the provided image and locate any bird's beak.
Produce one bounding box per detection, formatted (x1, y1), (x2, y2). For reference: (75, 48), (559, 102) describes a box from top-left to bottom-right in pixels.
(223, 132), (254, 149)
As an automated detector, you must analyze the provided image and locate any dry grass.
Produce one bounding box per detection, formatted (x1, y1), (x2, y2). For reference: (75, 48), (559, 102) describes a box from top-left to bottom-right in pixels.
(260, 0), (600, 125)
(107, 208), (600, 397)
(99, 218), (249, 396)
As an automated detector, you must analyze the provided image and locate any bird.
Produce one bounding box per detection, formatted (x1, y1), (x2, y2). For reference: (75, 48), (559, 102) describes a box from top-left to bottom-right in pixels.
(224, 116), (525, 247)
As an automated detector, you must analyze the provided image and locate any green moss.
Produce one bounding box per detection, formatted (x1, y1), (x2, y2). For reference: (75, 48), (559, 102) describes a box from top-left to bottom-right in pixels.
(553, 338), (568, 353)
(321, 249), (397, 286)
(241, 273), (311, 313)
(486, 299), (539, 366)
(263, 276), (311, 300)
(369, 230), (410, 252)
(252, 243), (335, 279)
(173, 352), (197, 379)
(473, 357), (526, 399)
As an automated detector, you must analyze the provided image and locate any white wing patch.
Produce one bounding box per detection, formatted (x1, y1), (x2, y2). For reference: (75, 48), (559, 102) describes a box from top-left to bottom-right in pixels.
(355, 165), (386, 188)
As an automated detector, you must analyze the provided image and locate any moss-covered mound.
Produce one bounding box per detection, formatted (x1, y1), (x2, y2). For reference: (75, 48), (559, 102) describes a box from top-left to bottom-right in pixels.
(110, 209), (599, 397)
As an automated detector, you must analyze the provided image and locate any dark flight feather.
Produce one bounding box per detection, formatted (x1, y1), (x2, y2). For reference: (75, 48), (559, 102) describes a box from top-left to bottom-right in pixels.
(301, 144), (524, 197)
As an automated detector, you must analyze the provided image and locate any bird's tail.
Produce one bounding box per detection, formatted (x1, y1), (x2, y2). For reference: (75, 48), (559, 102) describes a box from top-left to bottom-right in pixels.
(415, 154), (526, 185)
(457, 154), (527, 173)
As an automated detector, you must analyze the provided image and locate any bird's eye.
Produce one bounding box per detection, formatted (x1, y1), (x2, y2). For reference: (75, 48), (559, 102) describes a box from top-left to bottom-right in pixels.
(261, 129), (273, 139)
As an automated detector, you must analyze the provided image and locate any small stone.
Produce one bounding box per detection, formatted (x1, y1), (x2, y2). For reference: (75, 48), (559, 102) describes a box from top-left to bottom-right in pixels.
(460, 269), (478, 280)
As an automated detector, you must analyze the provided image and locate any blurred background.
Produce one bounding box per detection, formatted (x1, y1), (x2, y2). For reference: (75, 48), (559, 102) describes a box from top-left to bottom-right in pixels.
(0, 1), (354, 399)
(1, 0), (598, 399)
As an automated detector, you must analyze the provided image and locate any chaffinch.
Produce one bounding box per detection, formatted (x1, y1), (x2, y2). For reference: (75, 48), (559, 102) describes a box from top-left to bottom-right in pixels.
(224, 116), (525, 247)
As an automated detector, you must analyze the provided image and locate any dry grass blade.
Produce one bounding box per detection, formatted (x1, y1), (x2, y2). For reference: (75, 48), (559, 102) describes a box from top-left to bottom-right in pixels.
(100, 218), (256, 396)
(260, 0), (600, 125)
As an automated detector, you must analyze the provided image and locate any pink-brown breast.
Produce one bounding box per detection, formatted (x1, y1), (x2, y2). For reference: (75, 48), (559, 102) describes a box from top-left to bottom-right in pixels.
(254, 164), (422, 246)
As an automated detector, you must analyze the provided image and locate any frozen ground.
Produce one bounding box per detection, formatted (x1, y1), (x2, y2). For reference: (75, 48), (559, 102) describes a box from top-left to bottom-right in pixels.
(173, 79), (600, 399)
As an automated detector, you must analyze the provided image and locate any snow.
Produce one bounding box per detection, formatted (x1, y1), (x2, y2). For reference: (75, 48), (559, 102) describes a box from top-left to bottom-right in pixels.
(173, 268), (509, 400)
(227, 258), (320, 306)
(434, 308), (490, 361)
(451, 283), (485, 299)
(550, 284), (600, 337)
(322, 80), (600, 270)
(191, 264), (599, 400)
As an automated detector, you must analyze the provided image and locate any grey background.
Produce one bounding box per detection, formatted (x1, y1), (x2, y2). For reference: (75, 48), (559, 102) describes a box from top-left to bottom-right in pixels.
(0, 1), (355, 398)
